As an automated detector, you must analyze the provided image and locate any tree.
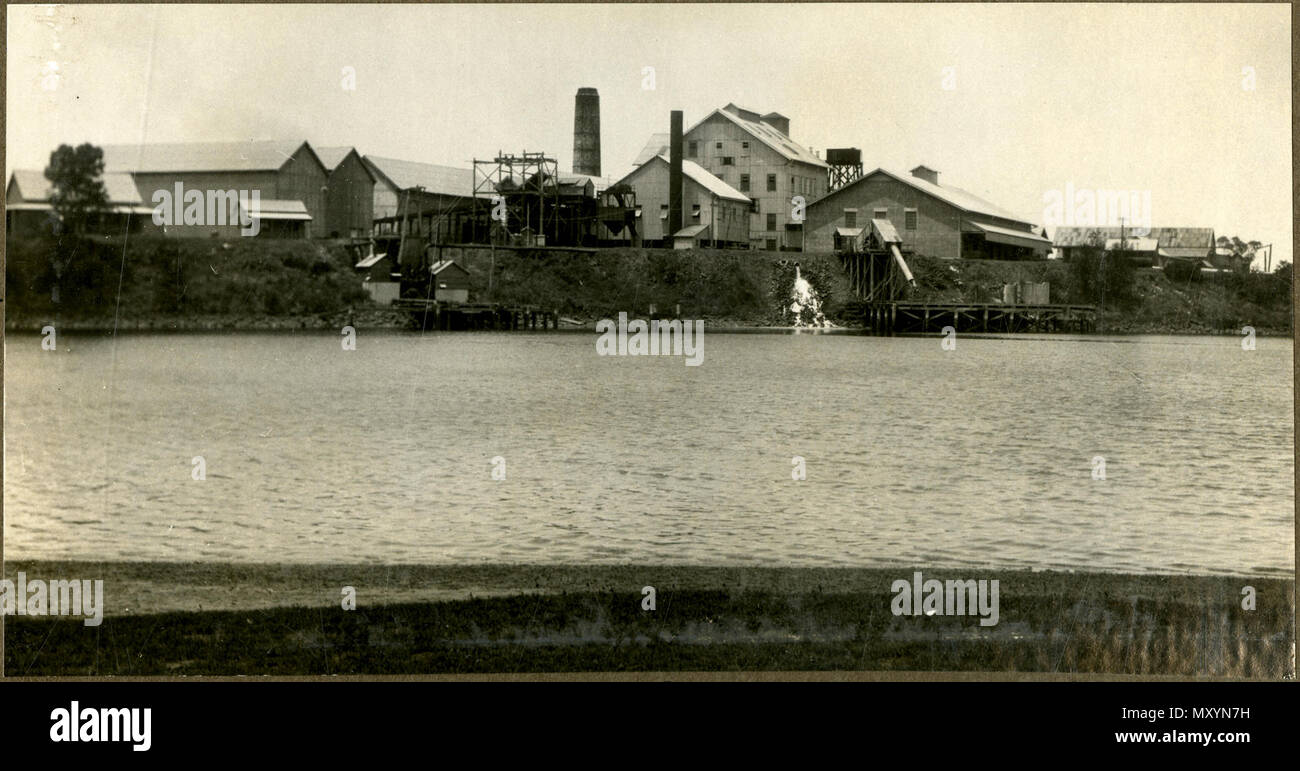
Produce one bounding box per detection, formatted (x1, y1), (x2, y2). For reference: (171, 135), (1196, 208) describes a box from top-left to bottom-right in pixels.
(44, 143), (109, 235)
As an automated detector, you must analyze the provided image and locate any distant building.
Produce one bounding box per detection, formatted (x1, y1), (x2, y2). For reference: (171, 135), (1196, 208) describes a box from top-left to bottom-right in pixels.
(314, 146), (376, 239)
(100, 140), (329, 238)
(607, 154), (751, 248)
(804, 166), (1051, 260)
(5, 169), (155, 236)
(679, 104), (829, 250)
(1052, 227), (1216, 268)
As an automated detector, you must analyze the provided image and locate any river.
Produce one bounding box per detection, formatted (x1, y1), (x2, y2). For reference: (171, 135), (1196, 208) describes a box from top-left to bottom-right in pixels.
(3, 330), (1293, 576)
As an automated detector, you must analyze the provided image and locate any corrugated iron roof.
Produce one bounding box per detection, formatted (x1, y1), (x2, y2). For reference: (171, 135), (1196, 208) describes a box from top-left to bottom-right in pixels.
(100, 140), (317, 173)
(429, 260), (469, 275)
(354, 252), (388, 269)
(969, 220), (1054, 249)
(240, 198), (311, 220)
(9, 169), (145, 205)
(673, 223), (710, 238)
(1053, 227), (1214, 249)
(1104, 236), (1159, 252)
(813, 168), (1033, 226)
(364, 155), (474, 198)
(651, 155), (749, 203)
(1159, 247), (1212, 259)
(687, 109), (827, 168)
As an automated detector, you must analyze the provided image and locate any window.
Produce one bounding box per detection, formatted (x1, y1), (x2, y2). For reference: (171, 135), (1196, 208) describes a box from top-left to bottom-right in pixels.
(688, 141), (697, 157)
(739, 174), (750, 192)
(905, 209), (917, 230)
(844, 209), (857, 228)
(660, 204), (668, 220)
(790, 176), (795, 187)
(766, 213), (777, 231)
(874, 208), (888, 221)
(721, 156), (734, 166)
(691, 204), (701, 220)
(766, 174), (776, 192)
(766, 238), (777, 251)
(715, 142), (722, 150)
(741, 141), (749, 150)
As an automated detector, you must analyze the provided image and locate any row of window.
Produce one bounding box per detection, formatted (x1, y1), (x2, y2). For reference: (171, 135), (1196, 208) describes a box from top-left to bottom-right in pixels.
(844, 208), (918, 230)
(688, 140), (750, 157)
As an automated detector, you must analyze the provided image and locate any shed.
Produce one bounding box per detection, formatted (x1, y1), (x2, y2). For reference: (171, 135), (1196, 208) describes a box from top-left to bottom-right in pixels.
(429, 260), (471, 303)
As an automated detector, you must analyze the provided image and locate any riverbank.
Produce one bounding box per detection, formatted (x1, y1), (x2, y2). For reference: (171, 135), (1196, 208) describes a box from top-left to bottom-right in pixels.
(4, 562), (1292, 676)
(5, 236), (1291, 335)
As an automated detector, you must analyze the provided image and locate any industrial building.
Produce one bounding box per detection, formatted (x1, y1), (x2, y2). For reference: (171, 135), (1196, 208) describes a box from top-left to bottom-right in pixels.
(314, 146), (377, 239)
(803, 166), (1051, 260)
(99, 140), (330, 238)
(1052, 226), (1217, 269)
(679, 103), (830, 251)
(364, 155), (482, 275)
(5, 168), (155, 236)
(607, 154), (750, 248)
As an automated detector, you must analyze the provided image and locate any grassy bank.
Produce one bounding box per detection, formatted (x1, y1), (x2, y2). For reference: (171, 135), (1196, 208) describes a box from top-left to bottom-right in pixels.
(6, 235), (1291, 334)
(4, 562), (1292, 676)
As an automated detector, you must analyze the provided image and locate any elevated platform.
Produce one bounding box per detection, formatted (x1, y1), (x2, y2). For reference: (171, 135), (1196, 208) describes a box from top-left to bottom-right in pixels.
(870, 302), (1097, 334)
(391, 298), (559, 331)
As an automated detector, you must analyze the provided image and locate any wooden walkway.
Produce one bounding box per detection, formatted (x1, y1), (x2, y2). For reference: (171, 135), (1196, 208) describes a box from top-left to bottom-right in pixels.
(391, 299), (559, 331)
(870, 302), (1097, 334)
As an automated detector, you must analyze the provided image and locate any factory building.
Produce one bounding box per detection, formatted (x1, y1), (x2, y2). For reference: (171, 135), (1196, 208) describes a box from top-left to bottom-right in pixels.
(804, 166), (1051, 260)
(313, 146), (377, 239)
(364, 155), (481, 265)
(607, 154), (751, 248)
(679, 103), (829, 251)
(99, 140), (329, 238)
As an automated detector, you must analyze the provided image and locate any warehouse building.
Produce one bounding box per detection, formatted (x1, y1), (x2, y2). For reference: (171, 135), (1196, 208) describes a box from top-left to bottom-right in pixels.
(607, 154), (751, 248)
(100, 140), (329, 238)
(314, 146), (377, 239)
(680, 103), (829, 251)
(5, 169), (156, 236)
(364, 155), (478, 242)
(804, 166), (1051, 260)
(1052, 226), (1216, 268)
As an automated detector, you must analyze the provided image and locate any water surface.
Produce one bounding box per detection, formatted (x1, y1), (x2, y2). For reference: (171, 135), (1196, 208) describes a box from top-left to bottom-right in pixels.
(4, 331), (1293, 576)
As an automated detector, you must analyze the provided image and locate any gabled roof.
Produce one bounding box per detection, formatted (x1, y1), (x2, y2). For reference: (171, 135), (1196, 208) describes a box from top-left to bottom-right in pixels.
(1052, 226), (1215, 249)
(363, 155), (474, 198)
(8, 169), (145, 205)
(314, 146), (377, 182)
(650, 154), (750, 203)
(811, 167), (1034, 226)
(429, 260), (469, 276)
(686, 108), (827, 168)
(632, 133), (670, 167)
(100, 140), (322, 174)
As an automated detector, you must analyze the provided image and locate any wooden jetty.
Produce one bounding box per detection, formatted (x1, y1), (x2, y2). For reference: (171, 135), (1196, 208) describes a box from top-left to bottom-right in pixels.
(391, 298), (559, 331)
(869, 301), (1097, 334)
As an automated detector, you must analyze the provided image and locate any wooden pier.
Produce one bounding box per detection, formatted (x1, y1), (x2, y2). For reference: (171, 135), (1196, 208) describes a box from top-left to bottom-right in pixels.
(391, 299), (559, 331)
(869, 301), (1097, 334)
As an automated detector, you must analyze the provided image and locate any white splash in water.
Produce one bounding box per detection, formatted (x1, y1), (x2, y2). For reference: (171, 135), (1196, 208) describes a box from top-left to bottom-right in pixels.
(789, 264), (832, 328)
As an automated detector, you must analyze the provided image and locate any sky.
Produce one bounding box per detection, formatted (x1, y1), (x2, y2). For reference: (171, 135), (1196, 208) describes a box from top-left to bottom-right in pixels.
(7, 3), (1292, 268)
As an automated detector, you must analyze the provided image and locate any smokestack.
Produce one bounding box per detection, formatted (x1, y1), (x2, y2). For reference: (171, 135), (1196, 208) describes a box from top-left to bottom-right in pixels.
(669, 110), (683, 238)
(573, 87), (601, 177)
